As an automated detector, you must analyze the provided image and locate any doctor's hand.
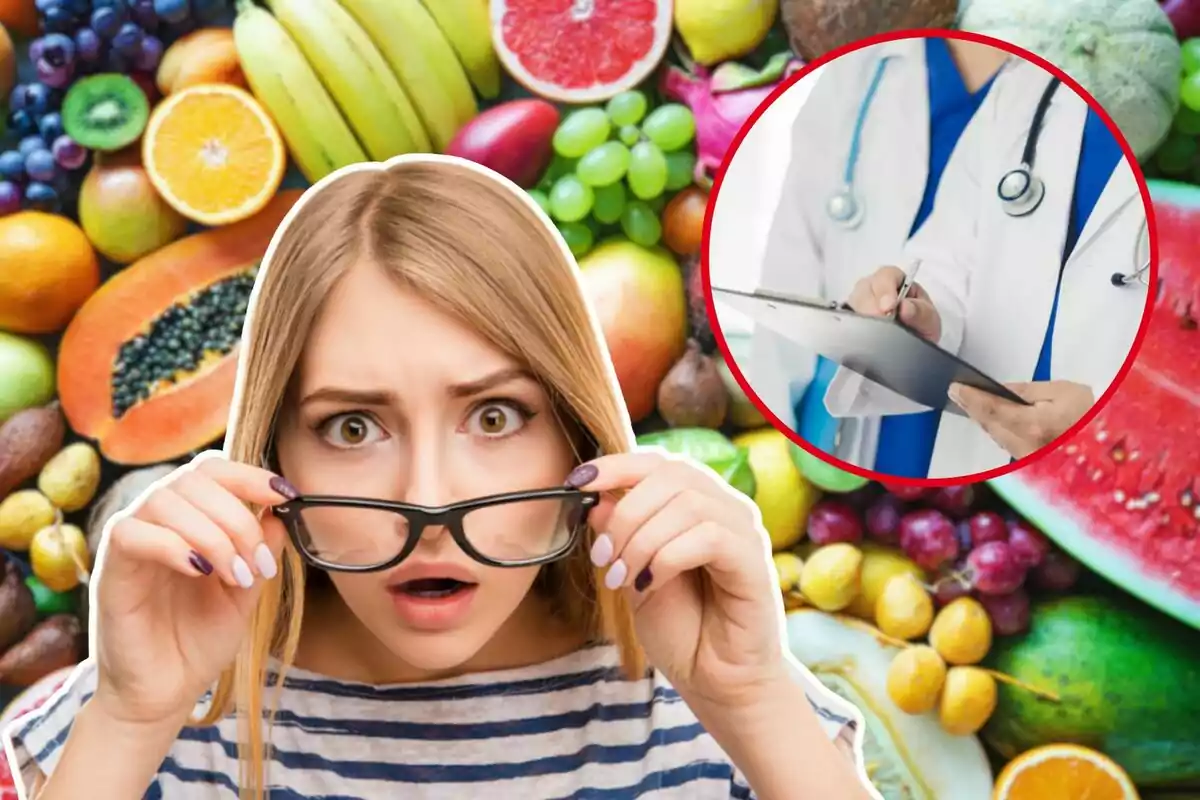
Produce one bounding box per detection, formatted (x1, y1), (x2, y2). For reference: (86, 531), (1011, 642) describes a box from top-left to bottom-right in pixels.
(949, 381), (1096, 460)
(846, 266), (941, 343)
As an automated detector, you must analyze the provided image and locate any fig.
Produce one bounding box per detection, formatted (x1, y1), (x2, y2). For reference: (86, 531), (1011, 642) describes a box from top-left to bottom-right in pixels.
(0, 401), (66, 498)
(656, 338), (729, 429)
(0, 557), (38, 652)
(0, 614), (84, 686)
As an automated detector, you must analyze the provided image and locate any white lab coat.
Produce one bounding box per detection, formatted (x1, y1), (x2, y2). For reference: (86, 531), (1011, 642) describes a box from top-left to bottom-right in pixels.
(744, 38), (963, 462)
(827, 58), (1151, 478)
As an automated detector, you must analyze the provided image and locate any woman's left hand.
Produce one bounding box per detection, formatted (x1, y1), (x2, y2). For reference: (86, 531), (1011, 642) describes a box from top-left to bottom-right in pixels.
(566, 451), (786, 711)
(949, 380), (1095, 459)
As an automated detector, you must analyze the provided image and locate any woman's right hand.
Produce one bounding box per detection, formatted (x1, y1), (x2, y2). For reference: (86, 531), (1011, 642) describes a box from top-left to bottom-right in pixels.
(89, 452), (297, 727)
(846, 265), (942, 342)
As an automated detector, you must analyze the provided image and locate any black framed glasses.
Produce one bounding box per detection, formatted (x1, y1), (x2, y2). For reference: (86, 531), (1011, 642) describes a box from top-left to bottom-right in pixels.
(273, 486), (600, 572)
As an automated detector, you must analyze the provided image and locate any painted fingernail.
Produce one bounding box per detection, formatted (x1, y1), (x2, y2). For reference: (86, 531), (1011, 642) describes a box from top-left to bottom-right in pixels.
(253, 542), (277, 580)
(605, 559), (628, 590)
(269, 475), (299, 500)
(590, 534), (613, 567)
(188, 550), (213, 576)
(634, 567), (653, 592)
(565, 463), (598, 488)
(231, 556), (255, 588)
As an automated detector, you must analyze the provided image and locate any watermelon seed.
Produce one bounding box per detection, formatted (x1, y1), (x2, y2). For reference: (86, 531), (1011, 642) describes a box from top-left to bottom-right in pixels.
(1109, 442), (1128, 463)
(1180, 487), (1196, 510)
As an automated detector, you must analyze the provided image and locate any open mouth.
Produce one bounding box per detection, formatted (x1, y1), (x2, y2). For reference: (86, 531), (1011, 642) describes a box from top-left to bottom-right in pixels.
(392, 578), (476, 599)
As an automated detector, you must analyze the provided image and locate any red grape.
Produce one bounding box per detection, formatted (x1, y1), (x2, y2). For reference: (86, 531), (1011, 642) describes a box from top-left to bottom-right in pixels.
(1007, 521), (1051, 569)
(933, 573), (972, 607)
(966, 541), (1026, 595)
(929, 484), (976, 518)
(1032, 550), (1081, 592)
(968, 512), (1008, 547)
(0, 182), (21, 215)
(979, 587), (1031, 636)
(806, 499), (864, 545)
(898, 509), (959, 570)
(884, 483), (927, 502)
(865, 495), (903, 545)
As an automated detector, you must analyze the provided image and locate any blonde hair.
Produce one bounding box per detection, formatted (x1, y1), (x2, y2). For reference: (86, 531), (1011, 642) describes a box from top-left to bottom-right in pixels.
(199, 157), (645, 799)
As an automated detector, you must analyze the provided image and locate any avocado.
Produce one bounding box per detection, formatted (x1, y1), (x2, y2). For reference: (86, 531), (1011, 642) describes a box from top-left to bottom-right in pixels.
(983, 595), (1200, 787)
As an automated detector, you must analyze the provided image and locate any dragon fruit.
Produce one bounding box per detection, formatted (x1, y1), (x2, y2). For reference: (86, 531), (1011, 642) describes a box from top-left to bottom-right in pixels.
(662, 53), (803, 186)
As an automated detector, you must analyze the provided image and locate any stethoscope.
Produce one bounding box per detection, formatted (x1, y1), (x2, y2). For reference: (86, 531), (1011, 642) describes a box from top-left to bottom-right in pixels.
(1111, 217), (1151, 287)
(826, 60), (1064, 227)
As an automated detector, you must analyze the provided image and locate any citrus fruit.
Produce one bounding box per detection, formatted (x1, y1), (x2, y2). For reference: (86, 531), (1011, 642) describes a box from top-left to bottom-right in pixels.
(142, 84), (286, 226)
(675, 0), (778, 65)
(993, 743), (1139, 800)
(491, 0), (673, 103)
(0, 212), (100, 334)
(732, 427), (819, 550)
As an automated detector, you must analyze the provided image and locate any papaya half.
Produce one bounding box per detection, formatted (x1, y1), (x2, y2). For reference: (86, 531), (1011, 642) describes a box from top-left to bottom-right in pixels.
(57, 190), (302, 465)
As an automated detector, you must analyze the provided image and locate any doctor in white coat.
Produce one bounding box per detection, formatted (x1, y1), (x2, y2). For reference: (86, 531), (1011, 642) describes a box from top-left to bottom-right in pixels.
(831, 55), (1151, 479)
(743, 34), (1008, 478)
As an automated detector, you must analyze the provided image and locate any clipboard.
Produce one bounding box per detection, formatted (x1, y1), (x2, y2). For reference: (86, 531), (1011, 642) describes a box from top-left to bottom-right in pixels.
(712, 286), (1031, 415)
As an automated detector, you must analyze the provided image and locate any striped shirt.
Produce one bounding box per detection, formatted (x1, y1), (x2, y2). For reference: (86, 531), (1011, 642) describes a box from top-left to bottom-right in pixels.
(4, 643), (857, 798)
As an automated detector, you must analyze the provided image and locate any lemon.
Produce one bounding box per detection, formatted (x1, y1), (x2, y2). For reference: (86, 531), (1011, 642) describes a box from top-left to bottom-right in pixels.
(675, 0), (779, 65)
(0, 489), (58, 550)
(733, 427), (819, 550)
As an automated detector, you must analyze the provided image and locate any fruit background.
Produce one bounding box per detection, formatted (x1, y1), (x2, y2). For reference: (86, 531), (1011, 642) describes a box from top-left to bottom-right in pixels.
(0, 0), (1197, 798)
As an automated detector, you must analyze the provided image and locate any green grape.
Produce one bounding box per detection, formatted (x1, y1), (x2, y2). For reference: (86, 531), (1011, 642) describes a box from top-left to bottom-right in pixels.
(576, 141), (631, 187)
(664, 150), (697, 191)
(621, 200), (662, 247)
(1183, 38), (1200, 76)
(549, 175), (595, 223)
(641, 103), (696, 152)
(539, 155), (577, 190)
(552, 108), (612, 158)
(627, 141), (669, 200)
(619, 124), (641, 147)
(528, 189), (551, 215)
(558, 221), (594, 258)
(1154, 132), (1198, 175)
(593, 181), (627, 225)
(1183, 72), (1200, 113)
(1176, 105), (1200, 137)
(606, 90), (649, 126)
(646, 194), (667, 215)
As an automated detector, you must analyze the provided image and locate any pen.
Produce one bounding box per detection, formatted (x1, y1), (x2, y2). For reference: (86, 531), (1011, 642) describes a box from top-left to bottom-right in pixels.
(892, 259), (921, 320)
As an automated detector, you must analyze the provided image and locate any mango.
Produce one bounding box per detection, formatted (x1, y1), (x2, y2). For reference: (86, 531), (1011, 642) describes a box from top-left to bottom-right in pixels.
(38, 442), (101, 512)
(78, 149), (188, 264)
(156, 27), (246, 95)
(984, 595), (1200, 787)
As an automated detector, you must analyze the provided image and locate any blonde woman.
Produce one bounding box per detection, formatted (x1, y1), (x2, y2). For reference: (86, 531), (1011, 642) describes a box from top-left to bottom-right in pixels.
(4, 157), (870, 800)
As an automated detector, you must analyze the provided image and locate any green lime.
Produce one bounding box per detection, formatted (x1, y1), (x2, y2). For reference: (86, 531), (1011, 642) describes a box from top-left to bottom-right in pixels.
(636, 428), (756, 498)
(25, 574), (76, 616)
(789, 443), (869, 493)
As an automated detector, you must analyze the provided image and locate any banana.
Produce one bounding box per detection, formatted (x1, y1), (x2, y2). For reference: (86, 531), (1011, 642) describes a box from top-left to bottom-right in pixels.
(232, 4), (367, 183)
(264, 0), (431, 159)
(419, 0), (501, 100)
(337, 0), (477, 151)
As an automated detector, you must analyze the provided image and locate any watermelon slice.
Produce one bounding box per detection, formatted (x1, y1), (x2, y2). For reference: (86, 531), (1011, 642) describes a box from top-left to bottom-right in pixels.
(991, 179), (1200, 630)
(491, 0), (673, 103)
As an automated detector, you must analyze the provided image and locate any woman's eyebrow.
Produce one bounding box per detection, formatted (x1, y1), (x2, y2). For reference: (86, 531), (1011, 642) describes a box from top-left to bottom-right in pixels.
(299, 387), (397, 407)
(448, 367), (536, 398)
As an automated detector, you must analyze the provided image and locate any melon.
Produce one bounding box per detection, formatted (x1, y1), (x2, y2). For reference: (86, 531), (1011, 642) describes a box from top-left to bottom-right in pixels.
(990, 180), (1200, 630)
(491, 0), (673, 103)
(786, 610), (995, 800)
(957, 0), (1182, 160)
(56, 190), (302, 466)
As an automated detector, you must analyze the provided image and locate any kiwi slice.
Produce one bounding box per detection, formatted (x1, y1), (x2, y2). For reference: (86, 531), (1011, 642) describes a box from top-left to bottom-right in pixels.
(62, 74), (150, 152)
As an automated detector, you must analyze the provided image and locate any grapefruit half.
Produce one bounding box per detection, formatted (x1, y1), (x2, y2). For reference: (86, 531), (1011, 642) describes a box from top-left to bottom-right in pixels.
(492, 0), (673, 104)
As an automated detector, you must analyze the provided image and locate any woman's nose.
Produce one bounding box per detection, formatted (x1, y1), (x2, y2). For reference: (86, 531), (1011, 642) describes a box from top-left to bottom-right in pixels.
(399, 429), (452, 508)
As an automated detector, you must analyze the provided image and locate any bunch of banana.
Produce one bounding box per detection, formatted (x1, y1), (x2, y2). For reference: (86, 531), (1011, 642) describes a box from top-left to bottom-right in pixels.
(337, 0), (479, 152)
(264, 0), (430, 160)
(418, 0), (501, 101)
(232, 3), (367, 183)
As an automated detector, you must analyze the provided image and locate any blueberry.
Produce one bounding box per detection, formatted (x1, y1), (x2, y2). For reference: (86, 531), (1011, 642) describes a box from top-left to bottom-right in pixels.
(8, 109), (38, 137)
(38, 112), (65, 142)
(24, 83), (54, 115)
(25, 181), (60, 212)
(18, 135), (47, 157)
(152, 0), (189, 24)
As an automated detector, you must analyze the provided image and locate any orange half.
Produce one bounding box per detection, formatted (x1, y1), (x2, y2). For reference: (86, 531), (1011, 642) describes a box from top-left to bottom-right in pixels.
(993, 744), (1140, 800)
(143, 84), (286, 226)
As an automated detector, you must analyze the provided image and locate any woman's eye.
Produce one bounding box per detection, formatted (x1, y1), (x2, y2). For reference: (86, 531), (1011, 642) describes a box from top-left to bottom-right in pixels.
(321, 413), (386, 447)
(469, 402), (528, 438)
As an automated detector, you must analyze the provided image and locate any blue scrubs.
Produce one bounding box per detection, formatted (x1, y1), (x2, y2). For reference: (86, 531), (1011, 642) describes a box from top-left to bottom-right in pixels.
(795, 37), (997, 478)
(1032, 109), (1123, 381)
